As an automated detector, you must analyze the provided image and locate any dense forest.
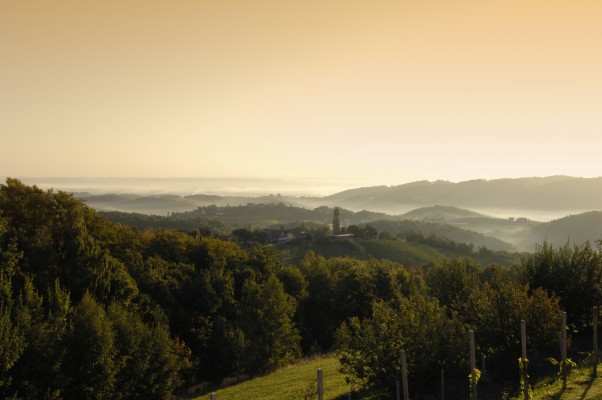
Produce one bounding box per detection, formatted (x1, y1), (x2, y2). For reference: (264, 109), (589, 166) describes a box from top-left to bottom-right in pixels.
(2, 179), (602, 399)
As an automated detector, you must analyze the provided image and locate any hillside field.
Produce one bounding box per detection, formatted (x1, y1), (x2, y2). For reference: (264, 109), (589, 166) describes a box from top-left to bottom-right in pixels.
(191, 356), (349, 400)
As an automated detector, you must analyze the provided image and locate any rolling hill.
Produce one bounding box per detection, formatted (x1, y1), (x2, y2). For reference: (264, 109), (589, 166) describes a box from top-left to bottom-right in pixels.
(82, 177), (602, 253)
(324, 176), (602, 216)
(518, 211), (602, 249)
(396, 206), (602, 251)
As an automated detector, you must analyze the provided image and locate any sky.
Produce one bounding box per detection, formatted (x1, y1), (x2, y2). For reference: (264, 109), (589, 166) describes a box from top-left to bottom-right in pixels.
(2, 0), (602, 189)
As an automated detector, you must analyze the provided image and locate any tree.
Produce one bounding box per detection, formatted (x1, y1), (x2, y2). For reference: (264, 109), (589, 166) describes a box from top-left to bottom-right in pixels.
(336, 296), (465, 397)
(346, 225), (360, 236)
(519, 241), (602, 329)
(476, 270), (562, 367)
(0, 305), (25, 393)
(333, 266), (376, 320)
(109, 302), (185, 399)
(332, 208), (341, 235)
(0, 246), (25, 393)
(237, 275), (301, 375)
(362, 225), (378, 240)
(231, 227), (254, 242)
(11, 279), (73, 398)
(345, 224), (378, 239)
(426, 258), (484, 328)
(298, 252), (337, 351)
(67, 293), (116, 400)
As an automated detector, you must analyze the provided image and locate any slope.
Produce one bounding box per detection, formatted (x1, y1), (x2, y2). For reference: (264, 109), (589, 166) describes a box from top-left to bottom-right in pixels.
(325, 176), (602, 215)
(519, 211), (602, 249)
(192, 355), (348, 400)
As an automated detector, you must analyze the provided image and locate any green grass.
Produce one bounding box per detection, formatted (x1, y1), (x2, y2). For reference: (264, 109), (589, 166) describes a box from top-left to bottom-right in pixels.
(509, 365), (602, 400)
(192, 355), (350, 400)
(276, 240), (369, 265)
(187, 355), (602, 400)
(276, 238), (446, 268)
(359, 240), (446, 267)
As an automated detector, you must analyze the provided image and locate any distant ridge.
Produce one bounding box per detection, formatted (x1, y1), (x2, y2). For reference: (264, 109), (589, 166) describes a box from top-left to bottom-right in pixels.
(326, 176), (602, 213)
(401, 205), (485, 220)
(520, 211), (602, 248)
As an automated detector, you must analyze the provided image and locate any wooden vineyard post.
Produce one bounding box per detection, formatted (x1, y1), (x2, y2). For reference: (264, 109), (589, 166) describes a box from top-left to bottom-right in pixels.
(401, 349), (409, 400)
(482, 355), (487, 400)
(562, 312), (567, 390)
(594, 306), (599, 377)
(210, 393), (216, 400)
(470, 330), (477, 400)
(396, 380), (401, 400)
(440, 368), (445, 400)
(521, 320), (528, 400)
(317, 368), (324, 400)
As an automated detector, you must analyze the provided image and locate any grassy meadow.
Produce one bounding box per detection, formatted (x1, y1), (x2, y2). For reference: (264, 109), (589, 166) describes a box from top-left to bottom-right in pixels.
(192, 355), (349, 400)
(188, 355), (602, 400)
(513, 365), (602, 400)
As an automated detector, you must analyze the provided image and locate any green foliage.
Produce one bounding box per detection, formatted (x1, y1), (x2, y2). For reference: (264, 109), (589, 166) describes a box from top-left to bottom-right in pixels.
(519, 241), (602, 329)
(296, 252), (426, 353)
(2, 178), (598, 399)
(109, 302), (185, 399)
(231, 227), (271, 243)
(0, 305), (25, 379)
(408, 232), (474, 254)
(276, 265), (308, 302)
(336, 296), (465, 395)
(518, 357), (533, 399)
(368, 219), (515, 252)
(100, 210), (231, 236)
(477, 272), (562, 371)
(69, 293), (117, 400)
(428, 260), (562, 366)
(468, 367), (481, 400)
(332, 208), (341, 235)
(547, 357), (577, 387)
(0, 180), (190, 398)
(427, 258), (484, 324)
(238, 275), (301, 375)
(346, 224), (378, 239)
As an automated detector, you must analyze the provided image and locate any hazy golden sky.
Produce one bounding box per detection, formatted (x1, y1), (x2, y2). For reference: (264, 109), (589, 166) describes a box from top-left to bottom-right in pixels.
(2, 0), (601, 185)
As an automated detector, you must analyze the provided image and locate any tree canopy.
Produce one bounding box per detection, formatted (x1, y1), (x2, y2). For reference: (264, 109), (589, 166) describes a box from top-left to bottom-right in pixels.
(0, 179), (597, 399)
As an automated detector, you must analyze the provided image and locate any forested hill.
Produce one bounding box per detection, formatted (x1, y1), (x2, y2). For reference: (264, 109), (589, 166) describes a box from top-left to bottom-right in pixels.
(173, 203), (392, 228)
(401, 205), (486, 220)
(519, 211), (602, 248)
(325, 176), (602, 214)
(100, 203), (515, 252)
(395, 205), (602, 251)
(78, 192), (318, 215)
(4, 179), (602, 399)
(100, 202), (602, 252)
(76, 176), (602, 218)
(0, 179), (430, 398)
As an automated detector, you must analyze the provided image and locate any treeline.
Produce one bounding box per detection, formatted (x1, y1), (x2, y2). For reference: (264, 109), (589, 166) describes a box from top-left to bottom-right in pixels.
(337, 260), (562, 398)
(337, 241), (602, 398)
(2, 179), (602, 399)
(367, 219), (515, 252)
(405, 232), (474, 253)
(174, 203), (390, 228)
(98, 210), (231, 236)
(0, 179), (424, 399)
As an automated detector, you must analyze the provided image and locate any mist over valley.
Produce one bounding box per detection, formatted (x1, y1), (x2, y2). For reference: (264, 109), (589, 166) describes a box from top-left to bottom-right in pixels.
(25, 175), (600, 253)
